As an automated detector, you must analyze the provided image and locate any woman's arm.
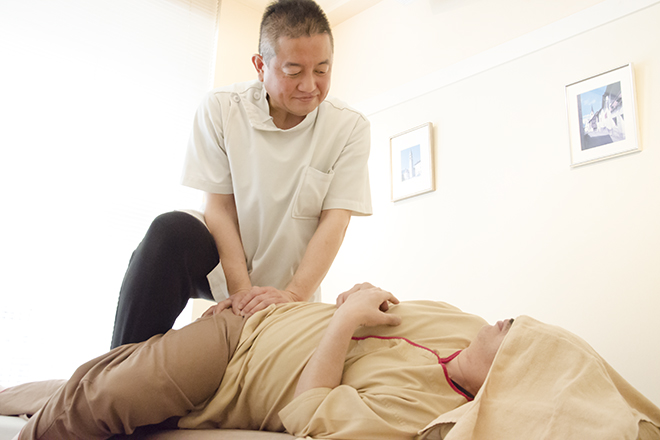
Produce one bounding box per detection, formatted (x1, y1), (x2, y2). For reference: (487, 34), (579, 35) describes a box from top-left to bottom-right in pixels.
(294, 287), (401, 397)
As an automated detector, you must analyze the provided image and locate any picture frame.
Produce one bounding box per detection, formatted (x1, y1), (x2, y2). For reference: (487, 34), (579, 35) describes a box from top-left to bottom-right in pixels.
(390, 122), (435, 202)
(565, 64), (640, 167)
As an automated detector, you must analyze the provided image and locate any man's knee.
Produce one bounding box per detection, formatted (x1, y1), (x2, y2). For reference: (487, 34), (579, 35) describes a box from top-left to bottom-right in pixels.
(142, 211), (212, 256)
(146, 211), (200, 242)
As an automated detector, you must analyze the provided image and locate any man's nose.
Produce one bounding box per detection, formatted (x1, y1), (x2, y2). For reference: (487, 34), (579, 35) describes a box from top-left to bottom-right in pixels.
(298, 72), (316, 93)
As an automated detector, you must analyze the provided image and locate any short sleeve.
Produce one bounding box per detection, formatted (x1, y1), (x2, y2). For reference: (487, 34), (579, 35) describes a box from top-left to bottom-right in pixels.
(181, 91), (234, 194)
(322, 116), (372, 216)
(279, 385), (413, 439)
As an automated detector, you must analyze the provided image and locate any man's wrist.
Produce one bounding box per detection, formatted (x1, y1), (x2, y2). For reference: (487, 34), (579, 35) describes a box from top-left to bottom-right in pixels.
(283, 288), (303, 302)
(283, 284), (309, 302)
(229, 287), (251, 296)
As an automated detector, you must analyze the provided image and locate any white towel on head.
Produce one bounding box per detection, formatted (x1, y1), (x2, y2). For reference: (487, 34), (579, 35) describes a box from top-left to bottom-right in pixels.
(419, 316), (660, 440)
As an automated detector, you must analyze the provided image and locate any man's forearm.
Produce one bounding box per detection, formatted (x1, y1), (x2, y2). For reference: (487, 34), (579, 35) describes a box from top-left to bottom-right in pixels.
(286, 209), (351, 300)
(204, 193), (252, 295)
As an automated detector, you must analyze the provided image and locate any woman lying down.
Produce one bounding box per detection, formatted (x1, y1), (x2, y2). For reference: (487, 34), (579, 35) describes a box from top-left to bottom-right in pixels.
(1, 283), (659, 440)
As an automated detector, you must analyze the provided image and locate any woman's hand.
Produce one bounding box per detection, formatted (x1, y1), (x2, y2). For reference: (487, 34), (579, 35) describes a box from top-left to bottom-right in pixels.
(334, 285), (401, 328)
(336, 282), (379, 308)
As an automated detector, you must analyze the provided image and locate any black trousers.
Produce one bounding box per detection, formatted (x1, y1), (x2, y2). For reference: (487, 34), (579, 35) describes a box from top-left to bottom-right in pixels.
(110, 211), (220, 349)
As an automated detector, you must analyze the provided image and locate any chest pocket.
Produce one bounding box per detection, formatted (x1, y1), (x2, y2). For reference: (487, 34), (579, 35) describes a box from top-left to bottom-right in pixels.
(292, 167), (335, 220)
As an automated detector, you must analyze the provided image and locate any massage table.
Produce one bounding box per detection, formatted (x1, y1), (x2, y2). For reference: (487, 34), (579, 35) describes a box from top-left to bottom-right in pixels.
(2, 315), (660, 439)
(0, 416), (296, 440)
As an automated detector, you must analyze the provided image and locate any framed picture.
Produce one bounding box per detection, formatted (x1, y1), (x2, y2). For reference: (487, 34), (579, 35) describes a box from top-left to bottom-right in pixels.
(390, 123), (435, 202)
(565, 64), (640, 167)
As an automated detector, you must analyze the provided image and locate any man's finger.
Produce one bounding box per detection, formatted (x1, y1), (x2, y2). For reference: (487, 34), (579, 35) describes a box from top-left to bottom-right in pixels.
(213, 299), (232, 315)
(241, 297), (271, 317)
(236, 291), (257, 310)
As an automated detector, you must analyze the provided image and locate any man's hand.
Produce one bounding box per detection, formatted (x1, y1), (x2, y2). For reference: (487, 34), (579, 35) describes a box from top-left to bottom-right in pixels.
(235, 286), (301, 316)
(201, 286), (301, 318)
(200, 288), (250, 317)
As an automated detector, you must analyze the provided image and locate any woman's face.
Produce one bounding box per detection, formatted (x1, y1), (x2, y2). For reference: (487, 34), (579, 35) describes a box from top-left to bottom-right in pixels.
(469, 318), (514, 371)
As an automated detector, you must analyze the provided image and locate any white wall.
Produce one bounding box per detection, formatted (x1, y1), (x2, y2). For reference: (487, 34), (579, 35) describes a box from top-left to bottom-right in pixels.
(0, 0), (220, 385)
(213, 0), (262, 87)
(330, 0), (603, 104)
(323, 0), (660, 406)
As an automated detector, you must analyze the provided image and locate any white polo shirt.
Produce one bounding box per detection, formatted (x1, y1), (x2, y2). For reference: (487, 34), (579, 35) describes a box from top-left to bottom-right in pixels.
(181, 80), (372, 302)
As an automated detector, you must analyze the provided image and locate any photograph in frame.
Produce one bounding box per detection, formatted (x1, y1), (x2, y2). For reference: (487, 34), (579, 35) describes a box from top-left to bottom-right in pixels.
(390, 123), (435, 202)
(565, 64), (640, 167)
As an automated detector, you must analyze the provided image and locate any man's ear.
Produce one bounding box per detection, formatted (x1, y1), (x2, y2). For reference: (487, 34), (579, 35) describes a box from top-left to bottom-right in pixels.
(252, 54), (266, 82)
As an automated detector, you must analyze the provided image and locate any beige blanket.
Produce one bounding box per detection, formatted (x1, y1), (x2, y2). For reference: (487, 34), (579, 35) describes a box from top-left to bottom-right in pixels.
(4, 315), (660, 440)
(418, 315), (660, 440)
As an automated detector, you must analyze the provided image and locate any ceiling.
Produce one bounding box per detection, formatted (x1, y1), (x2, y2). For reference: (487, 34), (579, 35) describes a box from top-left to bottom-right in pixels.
(238, 0), (383, 27)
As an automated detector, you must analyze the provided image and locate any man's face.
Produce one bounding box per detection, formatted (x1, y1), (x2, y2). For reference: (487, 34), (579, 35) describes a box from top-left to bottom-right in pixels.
(253, 33), (333, 128)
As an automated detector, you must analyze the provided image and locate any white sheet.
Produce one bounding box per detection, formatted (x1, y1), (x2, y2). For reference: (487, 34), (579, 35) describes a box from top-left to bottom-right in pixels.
(0, 415), (24, 440)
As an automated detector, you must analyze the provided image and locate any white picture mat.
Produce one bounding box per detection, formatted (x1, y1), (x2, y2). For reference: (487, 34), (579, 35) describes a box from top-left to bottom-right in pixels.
(390, 123), (434, 201)
(565, 64), (640, 166)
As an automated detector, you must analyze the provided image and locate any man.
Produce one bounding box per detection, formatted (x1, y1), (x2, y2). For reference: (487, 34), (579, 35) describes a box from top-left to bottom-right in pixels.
(111, 0), (372, 348)
(3, 284), (505, 439)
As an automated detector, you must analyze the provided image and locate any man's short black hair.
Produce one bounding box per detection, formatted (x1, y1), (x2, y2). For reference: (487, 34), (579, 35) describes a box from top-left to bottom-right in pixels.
(259, 0), (333, 65)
